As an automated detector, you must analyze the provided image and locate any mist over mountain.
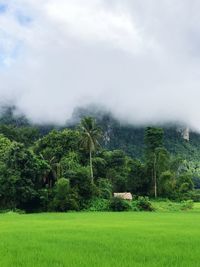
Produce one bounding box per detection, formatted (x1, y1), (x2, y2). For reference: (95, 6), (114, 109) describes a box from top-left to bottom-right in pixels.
(1, 104), (200, 162)
(1, 1), (200, 129)
(0, 1), (200, 162)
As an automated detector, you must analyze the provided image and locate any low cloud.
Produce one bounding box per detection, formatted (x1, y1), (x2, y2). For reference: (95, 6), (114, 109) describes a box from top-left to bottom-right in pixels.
(0, 0), (200, 129)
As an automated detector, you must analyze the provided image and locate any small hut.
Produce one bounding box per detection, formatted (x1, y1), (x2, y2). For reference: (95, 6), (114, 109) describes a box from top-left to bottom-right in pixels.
(114, 192), (133, 201)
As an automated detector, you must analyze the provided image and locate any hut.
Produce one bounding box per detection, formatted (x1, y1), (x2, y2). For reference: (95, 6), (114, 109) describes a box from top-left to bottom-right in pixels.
(114, 192), (133, 201)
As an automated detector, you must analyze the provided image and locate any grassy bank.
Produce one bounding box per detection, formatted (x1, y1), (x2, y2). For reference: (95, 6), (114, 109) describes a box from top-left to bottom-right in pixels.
(1, 210), (200, 266)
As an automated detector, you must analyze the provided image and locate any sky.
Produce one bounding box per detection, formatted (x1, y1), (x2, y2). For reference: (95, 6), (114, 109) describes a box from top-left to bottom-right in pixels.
(0, 0), (200, 128)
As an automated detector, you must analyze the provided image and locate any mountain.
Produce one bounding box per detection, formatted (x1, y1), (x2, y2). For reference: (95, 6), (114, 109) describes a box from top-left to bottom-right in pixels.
(1, 105), (200, 161)
(70, 106), (200, 161)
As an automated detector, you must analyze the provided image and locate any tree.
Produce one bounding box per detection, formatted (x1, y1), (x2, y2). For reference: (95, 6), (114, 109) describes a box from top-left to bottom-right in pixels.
(0, 163), (18, 209)
(34, 129), (80, 163)
(0, 125), (39, 146)
(79, 117), (102, 183)
(53, 178), (70, 211)
(97, 178), (112, 199)
(34, 129), (80, 186)
(127, 159), (146, 195)
(66, 166), (95, 204)
(177, 173), (193, 194)
(159, 171), (175, 197)
(5, 142), (49, 211)
(0, 134), (12, 161)
(144, 127), (164, 198)
(101, 150), (129, 192)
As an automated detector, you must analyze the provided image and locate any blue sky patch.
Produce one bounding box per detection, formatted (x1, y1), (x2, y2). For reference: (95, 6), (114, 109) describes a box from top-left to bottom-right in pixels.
(0, 42), (22, 68)
(0, 3), (7, 14)
(16, 12), (32, 26)
(0, 28), (23, 68)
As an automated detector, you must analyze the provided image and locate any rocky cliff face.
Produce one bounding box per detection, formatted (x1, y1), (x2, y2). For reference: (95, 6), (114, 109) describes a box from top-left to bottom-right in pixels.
(177, 127), (190, 141)
(182, 127), (190, 141)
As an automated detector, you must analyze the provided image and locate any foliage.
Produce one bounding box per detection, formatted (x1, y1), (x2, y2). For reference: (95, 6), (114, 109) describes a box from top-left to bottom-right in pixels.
(52, 178), (79, 211)
(97, 178), (113, 199)
(87, 198), (110, 211)
(0, 112), (198, 212)
(183, 190), (200, 202)
(0, 125), (39, 146)
(109, 197), (131, 212)
(152, 200), (194, 212)
(135, 196), (154, 211)
(0, 141), (49, 212)
(127, 159), (147, 195)
(144, 127), (166, 198)
(180, 200), (194, 210)
(79, 117), (102, 182)
(34, 129), (80, 162)
(67, 166), (95, 202)
(0, 133), (12, 160)
(144, 127), (164, 152)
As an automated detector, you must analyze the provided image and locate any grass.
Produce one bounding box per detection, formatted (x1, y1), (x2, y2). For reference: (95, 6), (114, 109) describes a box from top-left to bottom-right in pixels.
(1, 209), (200, 266)
(151, 199), (194, 212)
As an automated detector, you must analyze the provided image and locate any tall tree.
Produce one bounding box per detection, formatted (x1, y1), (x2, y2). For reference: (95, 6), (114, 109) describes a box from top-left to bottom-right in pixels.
(79, 117), (102, 183)
(144, 127), (164, 198)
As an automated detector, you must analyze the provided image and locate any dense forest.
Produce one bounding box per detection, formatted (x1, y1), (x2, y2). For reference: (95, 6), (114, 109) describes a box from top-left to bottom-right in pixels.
(0, 106), (200, 212)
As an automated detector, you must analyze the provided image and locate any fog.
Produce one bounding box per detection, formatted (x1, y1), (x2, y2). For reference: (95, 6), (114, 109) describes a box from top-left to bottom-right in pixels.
(0, 0), (200, 128)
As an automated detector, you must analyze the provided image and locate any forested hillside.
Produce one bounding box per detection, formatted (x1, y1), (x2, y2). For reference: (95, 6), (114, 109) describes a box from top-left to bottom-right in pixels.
(0, 106), (200, 213)
(1, 106), (200, 161)
(71, 107), (200, 161)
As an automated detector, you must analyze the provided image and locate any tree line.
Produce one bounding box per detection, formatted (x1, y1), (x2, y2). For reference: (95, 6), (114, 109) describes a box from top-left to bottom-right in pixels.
(0, 117), (197, 212)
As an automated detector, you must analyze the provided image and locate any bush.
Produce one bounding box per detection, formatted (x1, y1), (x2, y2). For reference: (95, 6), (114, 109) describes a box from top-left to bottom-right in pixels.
(180, 200), (194, 210)
(50, 179), (79, 212)
(130, 201), (140, 211)
(182, 190), (200, 202)
(0, 209), (25, 214)
(66, 189), (80, 211)
(52, 178), (70, 211)
(97, 179), (112, 199)
(136, 197), (154, 211)
(87, 198), (110, 211)
(109, 197), (131, 212)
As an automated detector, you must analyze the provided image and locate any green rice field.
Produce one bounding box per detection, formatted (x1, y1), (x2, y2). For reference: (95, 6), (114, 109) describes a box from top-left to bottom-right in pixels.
(1, 208), (200, 267)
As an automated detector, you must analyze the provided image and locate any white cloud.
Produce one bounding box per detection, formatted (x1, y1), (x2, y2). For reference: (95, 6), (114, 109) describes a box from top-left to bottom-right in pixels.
(45, 0), (144, 54)
(0, 0), (200, 128)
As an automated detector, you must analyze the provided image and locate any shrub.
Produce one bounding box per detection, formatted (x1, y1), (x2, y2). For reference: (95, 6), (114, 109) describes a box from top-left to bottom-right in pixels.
(56, 178), (70, 196)
(180, 200), (194, 210)
(0, 209), (25, 214)
(109, 197), (131, 212)
(182, 190), (200, 202)
(136, 197), (154, 211)
(50, 178), (79, 212)
(66, 189), (80, 211)
(52, 178), (70, 211)
(87, 198), (110, 211)
(130, 201), (140, 211)
(97, 179), (112, 199)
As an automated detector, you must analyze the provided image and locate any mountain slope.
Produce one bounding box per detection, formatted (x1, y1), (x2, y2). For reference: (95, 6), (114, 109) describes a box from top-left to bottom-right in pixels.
(1, 105), (200, 161)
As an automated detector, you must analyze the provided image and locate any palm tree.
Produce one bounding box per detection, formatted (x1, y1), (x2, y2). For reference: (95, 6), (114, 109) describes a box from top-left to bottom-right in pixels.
(79, 117), (102, 183)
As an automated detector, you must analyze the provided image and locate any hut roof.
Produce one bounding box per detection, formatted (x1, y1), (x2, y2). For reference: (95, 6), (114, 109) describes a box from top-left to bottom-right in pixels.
(114, 192), (133, 200)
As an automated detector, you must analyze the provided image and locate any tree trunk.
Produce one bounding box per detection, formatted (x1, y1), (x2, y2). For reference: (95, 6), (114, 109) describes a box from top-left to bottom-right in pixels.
(89, 149), (94, 184)
(154, 153), (157, 198)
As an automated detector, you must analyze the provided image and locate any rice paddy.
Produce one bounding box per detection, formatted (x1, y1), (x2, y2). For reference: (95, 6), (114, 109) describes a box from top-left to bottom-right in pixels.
(0, 209), (200, 267)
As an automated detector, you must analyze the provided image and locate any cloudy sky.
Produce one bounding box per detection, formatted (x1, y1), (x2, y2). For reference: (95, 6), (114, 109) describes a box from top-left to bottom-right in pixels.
(0, 0), (200, 127)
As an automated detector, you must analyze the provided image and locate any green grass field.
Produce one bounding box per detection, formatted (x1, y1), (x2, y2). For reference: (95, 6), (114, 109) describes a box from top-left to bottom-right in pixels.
(1, 209), (200, 267)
